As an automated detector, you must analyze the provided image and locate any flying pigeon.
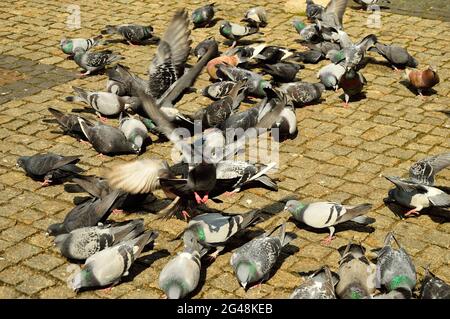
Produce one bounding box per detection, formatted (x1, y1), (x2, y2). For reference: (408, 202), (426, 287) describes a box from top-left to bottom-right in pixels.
(285, 200), (374, 244)
(47, 189), (123, 236)
(230, 224), (293, 289)
(119, 113), (149, 154)
(306, 0), (325, 21)
(242, 7), (268, 28)
(73, 48), (124, 76)
(313, 0), (350, 30)
(335, 242), (377, 299)
(420, 266), (450, 299)
(191, 3), (216, 28)
(368, 42), (418, 70)
(78, 118), (140, 155)
(404, 65), (440, 98)
(290, 266), (337, 299)
(262, 62), (303, 83)
(375, 232), (416, 295)
(69, 230), (158, 290)
(60, 35), (103, 56)
(338, 67), (367, 107)
(384, 153), (450, 217)
(335, 32), (378, 71)
(278, 81), (325, 106)
(47, 107), (92, 141)
(66, 86), (140, 120)
(54, 219), (145, 260)
(219, 21), (261, 47)
(317, 62), (345, 90)
(16, 153), (83, 186)
(101, 24), (156, 45)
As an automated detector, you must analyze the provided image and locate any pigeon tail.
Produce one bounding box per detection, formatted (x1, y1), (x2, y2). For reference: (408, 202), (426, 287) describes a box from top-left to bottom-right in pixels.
(101, 25), (119, 35)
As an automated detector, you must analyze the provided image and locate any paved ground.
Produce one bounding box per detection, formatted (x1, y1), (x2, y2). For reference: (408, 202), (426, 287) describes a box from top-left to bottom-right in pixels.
(0, 0), (449, 299)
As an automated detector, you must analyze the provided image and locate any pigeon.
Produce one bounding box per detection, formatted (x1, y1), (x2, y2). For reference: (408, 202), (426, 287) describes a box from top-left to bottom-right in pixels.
(285, 200), (374, 244)
(242, 7), (268, 28)
(317, 62), (345, 90)
(262, 62), (303, 83)
(219, 21), (261, 47)
(78, 118), (140, 155)
(290, 266), (337, 299)
(106, 64), (149, 98)
(230, 223), (293, 289)
(335, 32), (378, 70)
(384, 153), (450, 217)
(46, 189), (123, 236)
(353, 0), (391, 9)
(60, 35), (103, 55)
(118, 113), (149, 153)
(404, 65), (440, 97)
(206, 55), (243, 80)
(47, 107), (91, 141)
(271, 105), (298, 140)
(65, 86), (140, 119)
(69, 230), (158, 290)
(216, 64), (271, 97)
(193, 80), (248, 128)
(202, 81), (237, 100)
(193, 37), (219, 60)
(420, 266), (450, 299)
(306, 0), (325, 21)
(305, 41), (341, 56)
(159, 239), (204, 299)
(368, 42), (418, 70)
(16, 153), (83, 186)
(183, 210), (263, 258)
(338, 67), (367, 106)
(314, 0), (350, 30)
(293, 20), (322, 43)
(54, 219), (145, 260)
(278, 82), (325, 106)
(375, 232), (416, 295)
(101, 24), (155, 45)
(148, 9), (192, 99)
(290, 49), (324, 64)
(254, 46), (294, 64)
(191, 3), (216, 28)
(335, 242), (377, 299)
(73, 48), (124, 76)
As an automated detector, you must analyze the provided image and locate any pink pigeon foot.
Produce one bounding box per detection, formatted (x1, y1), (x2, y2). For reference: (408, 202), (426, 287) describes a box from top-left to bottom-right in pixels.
(181, 210), (190, 221)
(111, 209), (124, 215)
(207, 250), (220, 261)
(40, 179), (51, 187)
(98, 116), (108, 123)
(404, 208), (420, 217)
(101, 286), (113, 293)
(343, 102), (349, 108)
(321, 235), (336, 245)
(79, 140), (91, 146)
(201, 194), (209, 204)
(96, 153), (107, 159)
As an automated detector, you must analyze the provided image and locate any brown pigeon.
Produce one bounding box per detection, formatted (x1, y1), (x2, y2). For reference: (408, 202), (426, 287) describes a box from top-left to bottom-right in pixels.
(404, 66), (439, 97)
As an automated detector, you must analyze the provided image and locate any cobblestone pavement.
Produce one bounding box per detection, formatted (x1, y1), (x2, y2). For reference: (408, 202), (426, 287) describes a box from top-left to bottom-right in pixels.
(0, 0), (449, 299)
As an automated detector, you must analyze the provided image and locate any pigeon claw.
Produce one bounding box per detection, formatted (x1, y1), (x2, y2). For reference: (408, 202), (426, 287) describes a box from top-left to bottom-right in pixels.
(321, 235), (336, 245)
(404, 209), (420, 217)
(343, 102), (349, 108)
(181, 210), (190, 221)
(111, 209), (124, 215)
(99, 116), (108, 123)
(40, 179), (51, 187)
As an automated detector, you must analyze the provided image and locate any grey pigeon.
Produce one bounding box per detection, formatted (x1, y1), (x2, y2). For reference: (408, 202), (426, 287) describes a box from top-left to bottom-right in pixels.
(293, 19), (321, 43)
(242, 7), (268, 28)
(101, 24), (155, 45)
(336, 32), (378, 70)
(73, 48), (124, 76)
(230, 224), (293, 289)
(335, 242), (376, 299)
(314, 0), (349, 30)
(273, 105), (298, 139)
(193, 37), (219, 60)
(54, 219), (145, 260)
(219, 21), (261, 47)
(306, 0), (325, 21)
(202, 81), (237, 100)
(47, 189), (123, 236)
(119, 113), (149, 153)
(305, 41), (341, 56)
(16, 153), (83, 186)
(69, 230), (158, 290)
(278, 81), (325, 106)
(66, 86), (140, 119)
(285, 200), (374, 244)
(148, 9), (192, 99)
(216, 64), (271, 97)
(159, 239), (204, 299)
(369, 42), (418, 70)
(290, 266), (338, 299)
(290, 49), (324, 64)
(262, 62), (303, 83)
(78, 118), (140, 155)
(420, 266), (450, 299)
(384, 153), (450, 216)
(317, 62), (345, 90)
(253, 46), (295, 64)
(183, 210), (263, 258)
(106, 64), (149, 97)
(375, 232), (416, 295)
(60, 35), (103, 55)
(194, 80), (248, 128)
(192, 3), (216, 28)
(47, 107), (91, 141)
(338, 67), (367, 106)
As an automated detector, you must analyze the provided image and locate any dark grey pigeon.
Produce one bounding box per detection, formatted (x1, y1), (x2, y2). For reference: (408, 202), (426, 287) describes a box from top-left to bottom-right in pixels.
(290, 266), (337, 299)
(47, 189), (123, 236)
(192, 3), (216, 28)
(230, 224), (293, 289)
(16, 153), (83, 186)
(335, 242), (376, 299)
(73, 48), (124, 76)
(69, 230), (158, 290)
(369, 42), (417, 70)
(293, 19), (321, 43)
(47, 107), (91, 141)
(305, 41), (341, 56)
(375, 232), (416, 294)
(242, 7), (268, 28)
(193, 37), (219, 60)
(420, 266), (450, 299)
(262, 62), (303, 83)
(78, 118), (140, 155)
(101, 24), (155, 45)
(219, 21), (261, 47)
(54, 219), (145, 260)
(202, 81), (237, 100)
(290, 49), (324, 64)
(278, 81), (325, 106)
(106, 64), (149, 98)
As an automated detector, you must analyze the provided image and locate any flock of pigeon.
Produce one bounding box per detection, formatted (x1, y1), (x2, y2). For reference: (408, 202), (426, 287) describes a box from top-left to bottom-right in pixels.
(13, 0), (449, 299)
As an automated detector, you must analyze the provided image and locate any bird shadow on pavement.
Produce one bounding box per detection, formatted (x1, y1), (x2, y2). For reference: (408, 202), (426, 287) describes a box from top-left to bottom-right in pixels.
(193, 17), (223, 29)
(338, 92), (367, 104)
(384, 199), (450, 223)
(123, 249), (171, 283)
(288, 216), (375, 237)
(399, 80), (437, 97)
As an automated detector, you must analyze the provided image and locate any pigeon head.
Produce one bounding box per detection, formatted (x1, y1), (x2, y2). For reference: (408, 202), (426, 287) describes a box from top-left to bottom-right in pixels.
(256, 80), (272, 97)
(220, 22), (232, 36)
(60, 39), (73, 54)
(192, 11), (204, 25)
(183, 226), (205, 246)
(292, 19), (306, 32)
(123, 97), (141, 113)
(236, 261), (258, 289)
(284, 200), (305, 219)
(46, 223), (66, 236)
(16, 156), (29, 169)
(70, 266), (97, 291)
